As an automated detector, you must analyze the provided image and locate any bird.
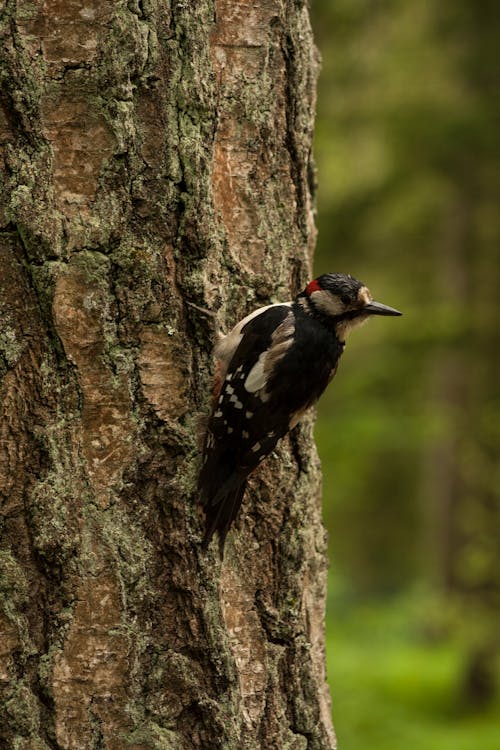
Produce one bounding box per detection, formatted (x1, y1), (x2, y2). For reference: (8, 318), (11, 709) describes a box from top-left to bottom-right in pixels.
(198, 272), (402, 555)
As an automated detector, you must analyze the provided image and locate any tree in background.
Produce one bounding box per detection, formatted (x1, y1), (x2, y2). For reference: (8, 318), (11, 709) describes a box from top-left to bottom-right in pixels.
(312, 0), (500, 711)
(0, 2), (336, 748)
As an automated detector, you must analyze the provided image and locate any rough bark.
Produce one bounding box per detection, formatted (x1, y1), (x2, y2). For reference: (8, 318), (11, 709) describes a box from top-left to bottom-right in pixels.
(0, 1), (334, 748)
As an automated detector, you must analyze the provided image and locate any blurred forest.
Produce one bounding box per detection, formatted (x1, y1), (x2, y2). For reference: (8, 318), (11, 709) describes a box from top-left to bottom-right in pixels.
(310, 0), (500, 747)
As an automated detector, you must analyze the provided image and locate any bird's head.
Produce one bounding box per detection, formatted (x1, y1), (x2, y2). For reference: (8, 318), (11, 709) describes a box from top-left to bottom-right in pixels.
(299, 272), (402, 341)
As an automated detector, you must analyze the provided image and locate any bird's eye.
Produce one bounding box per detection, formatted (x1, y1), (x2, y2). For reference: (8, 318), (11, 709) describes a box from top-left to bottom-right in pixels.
(340, 295), (351, 306)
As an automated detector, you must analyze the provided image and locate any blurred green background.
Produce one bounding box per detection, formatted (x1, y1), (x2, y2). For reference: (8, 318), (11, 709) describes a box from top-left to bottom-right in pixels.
(310, 1), (500, 747)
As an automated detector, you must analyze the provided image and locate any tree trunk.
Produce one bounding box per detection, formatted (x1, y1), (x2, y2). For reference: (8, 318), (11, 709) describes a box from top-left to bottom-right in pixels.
(0, 1), (335, 748)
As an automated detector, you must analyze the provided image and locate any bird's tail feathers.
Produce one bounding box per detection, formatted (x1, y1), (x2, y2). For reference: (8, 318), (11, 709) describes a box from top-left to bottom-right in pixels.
(201, 474), (247, 558)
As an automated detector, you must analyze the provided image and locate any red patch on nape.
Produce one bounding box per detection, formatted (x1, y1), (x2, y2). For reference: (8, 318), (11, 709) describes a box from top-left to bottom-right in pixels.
(306, 279), (321, 295)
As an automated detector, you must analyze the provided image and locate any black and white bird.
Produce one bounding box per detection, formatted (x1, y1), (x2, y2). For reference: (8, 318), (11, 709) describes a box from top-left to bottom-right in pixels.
(199, 272), (401, 554)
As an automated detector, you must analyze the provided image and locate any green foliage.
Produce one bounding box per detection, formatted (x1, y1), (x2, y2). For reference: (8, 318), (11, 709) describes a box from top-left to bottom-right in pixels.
(311, 0), (500, 742)
(327, 594), (500, 750)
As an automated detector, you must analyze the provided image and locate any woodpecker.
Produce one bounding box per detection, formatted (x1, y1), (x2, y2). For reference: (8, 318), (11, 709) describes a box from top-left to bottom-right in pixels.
(199, 272), (401, 555)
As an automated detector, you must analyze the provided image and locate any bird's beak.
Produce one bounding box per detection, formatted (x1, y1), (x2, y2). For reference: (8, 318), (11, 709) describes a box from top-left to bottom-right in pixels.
(363, 301), (402, 317)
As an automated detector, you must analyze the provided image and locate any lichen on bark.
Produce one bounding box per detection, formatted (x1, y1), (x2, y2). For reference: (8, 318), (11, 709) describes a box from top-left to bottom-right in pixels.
(0, 1), (334, 748)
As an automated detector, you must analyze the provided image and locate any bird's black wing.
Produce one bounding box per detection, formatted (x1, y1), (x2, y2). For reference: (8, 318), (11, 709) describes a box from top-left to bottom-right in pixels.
(199, 304), (294, 551)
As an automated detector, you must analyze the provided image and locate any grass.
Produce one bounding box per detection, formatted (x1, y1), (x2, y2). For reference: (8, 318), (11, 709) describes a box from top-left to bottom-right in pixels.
(326, 592), (500, 750)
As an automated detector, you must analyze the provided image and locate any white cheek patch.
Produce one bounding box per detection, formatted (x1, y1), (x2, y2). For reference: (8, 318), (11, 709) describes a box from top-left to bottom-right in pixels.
(310, 290), (344, 316)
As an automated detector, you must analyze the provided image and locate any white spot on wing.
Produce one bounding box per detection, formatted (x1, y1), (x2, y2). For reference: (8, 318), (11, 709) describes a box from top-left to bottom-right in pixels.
(244, 310), (295, 396)
(213, 303), (292, 384)
(244, 356), (266, 393)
